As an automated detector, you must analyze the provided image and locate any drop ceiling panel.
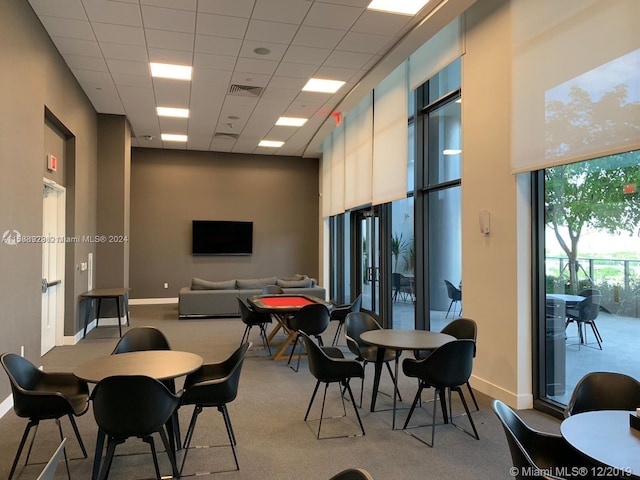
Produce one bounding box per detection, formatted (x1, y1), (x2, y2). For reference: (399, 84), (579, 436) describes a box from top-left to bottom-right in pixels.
(197, 0), (255, 18)
(28, 0), (87, 20)
(292, 26), (346, 50)
(239, 41), (288, 62)
(140, 0), (197, 10)
(91, 23), (146, 46)
(245, 19), (299, 45)
(101, 43), (148, 62)
(196, 13), (249, 39)
(350, 10), (412, 35)
(234, 57), (280, 76)
(193, 53), (236, 72)
(37, 16), (94, 41)
(323, 50), (373, 69)
(267, 76), (308, 90)
(273, 62), (319, 79)
(105, 59), (149, 76)
(81, 0), (142, 26)
(303, 2), (364, 30)
(112, 72), (152, 89)
(252, 0), (312, 24)
(195, 35), (242, 56)
(141, 5), (196, 33)
(337, 31), (393, 54)
(62, 54), (108, 72)
(145, 30), (195, 51)
(282, 46), (332, 66)
(158, 116), (189, 133)
(153, 80), (192, 107)
(50, 37), (101, 57)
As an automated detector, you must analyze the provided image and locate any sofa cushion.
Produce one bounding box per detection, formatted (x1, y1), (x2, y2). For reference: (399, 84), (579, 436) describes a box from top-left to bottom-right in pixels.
(191, 277), (236, 290)
(236, 276), (277, 289)
(276, 277), (312, 288)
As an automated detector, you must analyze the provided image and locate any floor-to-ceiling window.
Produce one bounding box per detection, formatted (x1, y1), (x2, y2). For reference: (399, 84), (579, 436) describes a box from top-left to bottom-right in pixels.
(415, 58), (462, 332)
(535, 151), (640, 409)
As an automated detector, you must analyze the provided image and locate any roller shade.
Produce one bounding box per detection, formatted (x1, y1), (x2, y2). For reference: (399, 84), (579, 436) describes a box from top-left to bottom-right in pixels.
(344, 92), (373, 210)
(511, 0), (640, 173)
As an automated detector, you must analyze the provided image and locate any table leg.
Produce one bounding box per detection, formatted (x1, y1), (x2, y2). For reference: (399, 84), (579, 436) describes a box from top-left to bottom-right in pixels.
(123, 292), (130, 326)
(392, 349), (402, 430)
(369, 347), (386, 412)
(92, 428), (105, 480)
(83, 298), (93, 338)
(115, 296), (123, 337)
(272, 331), (298, 361)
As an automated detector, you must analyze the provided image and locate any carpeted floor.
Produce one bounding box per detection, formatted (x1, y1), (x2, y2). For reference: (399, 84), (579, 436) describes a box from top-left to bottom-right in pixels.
(0, 303), (563, 479)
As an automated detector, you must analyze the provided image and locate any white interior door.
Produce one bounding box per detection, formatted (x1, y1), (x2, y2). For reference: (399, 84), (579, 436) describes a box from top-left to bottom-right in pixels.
(42, 181), (65, 355)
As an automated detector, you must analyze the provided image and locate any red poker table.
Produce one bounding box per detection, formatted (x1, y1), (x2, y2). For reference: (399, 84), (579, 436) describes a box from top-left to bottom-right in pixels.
(247, 294), (332, 360)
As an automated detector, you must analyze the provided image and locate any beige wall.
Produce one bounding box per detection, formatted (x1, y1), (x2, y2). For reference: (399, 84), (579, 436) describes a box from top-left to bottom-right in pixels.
(129, 148), (321, 299)
(462, 0), (532, 408)
(0, 0), (99, 401)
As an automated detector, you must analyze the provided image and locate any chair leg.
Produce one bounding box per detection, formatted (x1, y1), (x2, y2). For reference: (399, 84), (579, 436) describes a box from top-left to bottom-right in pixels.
(142, 436), (162, 480)
(466, 381), (479, 411)
(180, 405), (202, 475)
(288, 333), (302, 372)
(316, 383), (330, 439)
(93, 429), (106, 480)
(259, 323), (272, 355)
(157, 426), (180, 479)
(219, 405), (239, 470)
(55, 418), (71, 480)
(344, 380), (365, 436)
(8, 420), (37, 480)
(453, 387), (479, 440)
(446, 300), (454, 318)
(402, 384), (424, 430)
(384, 361), (403, 402)
(332, 321), (344, 346)
(305, 380), (322, 421)
(589, 321), (603, 349)
(68, 413), (88, 458)
(98, 437), (122, 480)
(240, 325), (251, 345)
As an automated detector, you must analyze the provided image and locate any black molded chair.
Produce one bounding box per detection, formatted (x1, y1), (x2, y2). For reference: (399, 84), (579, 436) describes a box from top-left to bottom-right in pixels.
(301, 332), (365, 439)
(111, 326), (171, 354)
(492, 399), (597, 480)
(330, 294), (362, 346)
(392, 273), (413, 302)
(564, 371), (640, 417)
(180, 342), (251, 474)
(402, 339), (478, 447)
(262, 285), (284, 294)
(345, 311), (401, 407)
(444, 280), (462, 318)
(111, 326), (180, 447)
(91, 375), (181, 480)
(37, 438), (67, 480)
(287, 303), (330, 372)
(328, 468), (374, 480)
(415, 317), (479, 411)
(238, 297), (272, 355)
(1, 352), (89, 480)
(565, 294), (603, 349)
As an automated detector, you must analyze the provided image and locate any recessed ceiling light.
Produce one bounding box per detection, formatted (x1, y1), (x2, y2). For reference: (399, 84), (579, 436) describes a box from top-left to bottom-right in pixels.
(157, 107), (189, 118)
(367, 0), (430, 15)
(259, 140), (284, 148)
(161, 134), (188, 142)
(443, 149), (462, 155)
(276, 117), (308, 127)
(253, 47), (271, 55)
(150, 62), (192, 80)
(302, 78), (345, 94)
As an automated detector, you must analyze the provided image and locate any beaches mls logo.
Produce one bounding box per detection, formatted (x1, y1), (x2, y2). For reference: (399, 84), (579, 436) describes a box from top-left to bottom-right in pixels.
(1, 229), (21, 246)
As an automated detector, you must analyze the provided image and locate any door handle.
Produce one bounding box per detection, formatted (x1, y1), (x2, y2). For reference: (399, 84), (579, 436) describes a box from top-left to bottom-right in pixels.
(42, 278), (62, 293)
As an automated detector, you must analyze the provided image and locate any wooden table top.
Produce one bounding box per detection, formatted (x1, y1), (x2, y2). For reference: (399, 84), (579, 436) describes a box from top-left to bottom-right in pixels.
(73, 350), (203, 383)
(360, 329), (455, 351)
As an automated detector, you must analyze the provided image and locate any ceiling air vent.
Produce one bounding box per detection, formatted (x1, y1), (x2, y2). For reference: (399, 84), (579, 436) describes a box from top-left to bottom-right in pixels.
(228, 84), (264, 97)
(214, 132), (239, 140)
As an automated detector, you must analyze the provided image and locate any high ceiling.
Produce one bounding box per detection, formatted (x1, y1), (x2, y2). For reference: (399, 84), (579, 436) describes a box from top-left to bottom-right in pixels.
(27, 0), (459, 157)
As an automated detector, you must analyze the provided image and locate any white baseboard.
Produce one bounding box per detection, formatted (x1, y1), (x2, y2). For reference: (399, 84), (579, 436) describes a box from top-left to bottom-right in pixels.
(0, 394), (13, 419)
(129, 297), (178, 305)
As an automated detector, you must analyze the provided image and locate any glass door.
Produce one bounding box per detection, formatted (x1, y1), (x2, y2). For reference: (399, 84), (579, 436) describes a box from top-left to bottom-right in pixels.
(353, 208), (380, 315)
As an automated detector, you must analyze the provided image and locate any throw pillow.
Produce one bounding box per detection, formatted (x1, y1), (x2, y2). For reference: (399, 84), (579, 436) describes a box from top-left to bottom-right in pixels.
(191, 277), (236, 290)
(236, 276), (278, 289)
(276, 278), (312, 288)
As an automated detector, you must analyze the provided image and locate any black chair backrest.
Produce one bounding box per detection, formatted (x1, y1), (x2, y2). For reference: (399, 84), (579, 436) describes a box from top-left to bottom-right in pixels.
(492, 400), (546, 476)
(565, 371), (640, 417)
(112, 326), (171, 354)
(36, 438), (66, 480)
(300, 332), (362, 382)
(328, 468), (374, 480)
(238, 297), (269, 325)
(184, 342), (250, 405)
(417, 339), (474, 388)
(578, 288), (601, 297)
(91, 375), (180, 437)
(392, 272), (404, 289)
(345, 311), (381, 352)
(290, 303), (330, 336)
(574, 294), (602, 322)
(262, 285), (284, 294)
(441, 318), (477, 342)
(444, 280), (462, 301)
(350, 294), (363, 313)
(1, 353), (59, 418)
(1, 353), (42, 392)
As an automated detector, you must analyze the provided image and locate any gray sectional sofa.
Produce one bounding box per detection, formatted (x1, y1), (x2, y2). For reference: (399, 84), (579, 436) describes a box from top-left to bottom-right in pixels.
(178, 275), (326, 318)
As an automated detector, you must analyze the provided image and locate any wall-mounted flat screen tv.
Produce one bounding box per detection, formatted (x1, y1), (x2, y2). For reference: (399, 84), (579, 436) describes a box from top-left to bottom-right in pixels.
(192, 220), (253, 255)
